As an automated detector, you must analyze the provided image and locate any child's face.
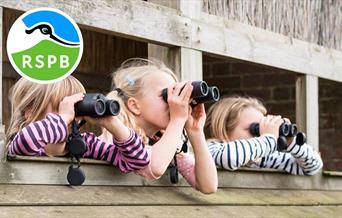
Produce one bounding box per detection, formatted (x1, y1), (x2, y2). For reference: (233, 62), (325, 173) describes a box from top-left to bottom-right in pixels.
(228, 106), (264, 141)
(136, 71), (176, 134)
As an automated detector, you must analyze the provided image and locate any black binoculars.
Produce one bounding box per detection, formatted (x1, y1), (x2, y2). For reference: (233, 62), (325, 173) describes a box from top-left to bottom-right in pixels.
(249, 122), (298, 138)
(161, 81), (220, 105)
(75, 93), (120, 117)
(249, 121), (305, 151)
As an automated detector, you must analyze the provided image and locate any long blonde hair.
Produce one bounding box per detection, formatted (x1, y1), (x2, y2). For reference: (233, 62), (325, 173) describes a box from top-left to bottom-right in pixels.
(204, 96), (267, 141)
(6, 76), (86, 143)
(103, 58), (178, 143)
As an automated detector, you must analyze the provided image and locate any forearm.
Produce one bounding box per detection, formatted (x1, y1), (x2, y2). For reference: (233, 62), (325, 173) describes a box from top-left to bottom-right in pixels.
(286, 139), (323, 175)
(189, 131), (218, 194)
(103, 116), (131, 142)
(150, 120), (184, 177)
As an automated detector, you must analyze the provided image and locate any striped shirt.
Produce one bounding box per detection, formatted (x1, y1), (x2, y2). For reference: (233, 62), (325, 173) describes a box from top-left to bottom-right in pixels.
(207, 134), (323, 175)
(8, 113), (150, 173)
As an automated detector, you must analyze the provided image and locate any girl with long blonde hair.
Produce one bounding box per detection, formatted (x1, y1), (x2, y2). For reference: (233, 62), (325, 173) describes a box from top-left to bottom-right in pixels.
(6, 76), (149, 173)
(101, 58), (217, 194)
(205, 96), (323, 175)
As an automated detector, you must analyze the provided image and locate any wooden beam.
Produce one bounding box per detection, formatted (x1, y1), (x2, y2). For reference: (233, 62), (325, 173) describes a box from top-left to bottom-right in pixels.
(1, 205), (341, 218)
(0, 185), (342, 206)
(0, 7), (4, 134)
(305, 75), (319, 151)
(1, 0), (341, 82)
(296, 75), (306, 132)
(296, 75), (319, 151)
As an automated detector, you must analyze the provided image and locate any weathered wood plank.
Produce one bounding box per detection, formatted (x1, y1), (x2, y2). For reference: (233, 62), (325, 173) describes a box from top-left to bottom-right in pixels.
(1, 0), (341, 82)
(0, 185), (342, 206)
(0, 205), (341, 218)
(0, 0), (191, 47)
(0, 6), (3, 128)
(305, 75), (319, 150)
(2, 155), (342, 190)
(296, 75), (306, 132)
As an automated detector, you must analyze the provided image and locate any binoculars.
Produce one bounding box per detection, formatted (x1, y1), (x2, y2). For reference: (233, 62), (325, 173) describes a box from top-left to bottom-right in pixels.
(161, 81), (220, 105)
(75, 93), (120, 117)
(249, 121), (305, 151)
(250, 122), (298, 138)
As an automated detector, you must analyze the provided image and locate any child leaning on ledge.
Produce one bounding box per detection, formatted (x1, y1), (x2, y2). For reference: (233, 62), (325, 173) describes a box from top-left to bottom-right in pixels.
(204, 96), (323, 175)
(5, 76), (149, 173)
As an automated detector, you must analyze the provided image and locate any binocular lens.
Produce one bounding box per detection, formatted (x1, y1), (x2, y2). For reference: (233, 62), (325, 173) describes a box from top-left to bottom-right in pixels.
(95, 100), (106, 115)
(279, 123), (290, 136)
(105, 100), (120, 116)
(75, 93), (120, 117)
(211, 86), (220, 101)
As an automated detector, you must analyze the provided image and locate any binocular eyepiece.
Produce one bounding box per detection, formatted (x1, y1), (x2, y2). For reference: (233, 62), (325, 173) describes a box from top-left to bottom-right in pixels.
(161, 81), (220, 104)
(249, 121), (304, 151)
(75, 93), (120, 117)
(249, 122), (298, 138)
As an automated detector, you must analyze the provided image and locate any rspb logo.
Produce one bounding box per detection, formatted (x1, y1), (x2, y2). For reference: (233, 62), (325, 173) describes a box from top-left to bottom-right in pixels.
(6, 8), (83, 84)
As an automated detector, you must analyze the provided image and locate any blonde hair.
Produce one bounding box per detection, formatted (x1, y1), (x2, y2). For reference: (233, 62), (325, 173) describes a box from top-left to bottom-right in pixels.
(104, 58), (178, 143)
(6, 76), (86, 144)
(204, 96), (267, 141)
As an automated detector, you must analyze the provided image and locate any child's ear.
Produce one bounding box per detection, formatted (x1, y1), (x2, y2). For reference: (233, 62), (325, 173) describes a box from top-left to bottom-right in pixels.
(126, 97), (141, 116)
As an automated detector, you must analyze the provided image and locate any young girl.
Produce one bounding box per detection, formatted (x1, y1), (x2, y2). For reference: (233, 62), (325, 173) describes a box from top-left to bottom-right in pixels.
(101, 58), (217, 194)
(204, 96), (323, 176)
(5, 76), (149, 173)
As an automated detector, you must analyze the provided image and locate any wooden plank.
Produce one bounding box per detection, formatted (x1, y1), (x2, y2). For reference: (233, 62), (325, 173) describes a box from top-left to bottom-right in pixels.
(0, 7), (3, 128)
(305, 75), (319, 151)
(0, 0), (191, 47)
(1, 0), (341, 82)
(0, 205), (341, 218)
(198, 13), (342, 82)
(179, 0), (202, 81)
(296, 75), (306, 132)
(2, 154), (342, 190)
(323, 171), (342, 177)
(0, 185), (342, 206)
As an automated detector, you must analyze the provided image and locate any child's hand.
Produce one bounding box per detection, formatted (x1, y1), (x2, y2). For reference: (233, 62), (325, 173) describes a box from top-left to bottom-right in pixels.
(167, 81), (193, 124)
(59, 93), (84, 125)
(185, 103), (206, 134)
(259, 115), (283, 138)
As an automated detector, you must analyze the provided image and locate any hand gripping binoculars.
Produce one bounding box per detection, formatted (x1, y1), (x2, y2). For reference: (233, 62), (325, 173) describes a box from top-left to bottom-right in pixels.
(249, 121), (306, 151)
(161, 81), (220, 105)
(75, 93), (120, 117)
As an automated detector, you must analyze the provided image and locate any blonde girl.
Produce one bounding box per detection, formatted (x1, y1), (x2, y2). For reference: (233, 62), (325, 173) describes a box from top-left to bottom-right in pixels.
(101, 58), (217, 194)
(205, 96), (323, 175)
(6, 76), (149, 173)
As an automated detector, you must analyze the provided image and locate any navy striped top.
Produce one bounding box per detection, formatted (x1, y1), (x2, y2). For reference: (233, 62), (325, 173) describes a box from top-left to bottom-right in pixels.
(207, 134), (323, 175)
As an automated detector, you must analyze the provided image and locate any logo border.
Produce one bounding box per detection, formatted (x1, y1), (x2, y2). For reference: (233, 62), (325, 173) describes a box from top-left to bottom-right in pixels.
(6, 7), (84, 84)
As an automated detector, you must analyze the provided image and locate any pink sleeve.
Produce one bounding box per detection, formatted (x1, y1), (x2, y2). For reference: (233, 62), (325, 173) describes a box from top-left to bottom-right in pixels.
(175, 153), (197, 188)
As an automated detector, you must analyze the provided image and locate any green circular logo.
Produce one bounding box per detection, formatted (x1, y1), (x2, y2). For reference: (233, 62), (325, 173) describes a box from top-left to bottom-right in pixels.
(7, 8), (83, 84)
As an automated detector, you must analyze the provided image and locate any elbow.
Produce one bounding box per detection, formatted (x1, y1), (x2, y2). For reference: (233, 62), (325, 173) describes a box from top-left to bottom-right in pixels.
(150, 163), (167, 179)
(198, 184), (218, 194)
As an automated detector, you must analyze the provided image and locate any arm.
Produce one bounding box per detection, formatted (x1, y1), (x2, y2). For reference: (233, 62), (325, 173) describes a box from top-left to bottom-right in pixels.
(260, 138), (323, 175)
(184, 104), (217, 194)
(148, 82), (193, 178)
(208, 134), (277, 171)
(184, 131), (218, 194)
(82, 129), (149, 173)
(8, 113), (68, 156)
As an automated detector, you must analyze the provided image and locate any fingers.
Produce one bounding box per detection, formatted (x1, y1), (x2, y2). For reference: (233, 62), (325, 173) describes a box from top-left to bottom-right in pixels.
(283, 117), (291, 124)
(63, 93), (84, 104)
(172, 81), (188, 97)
